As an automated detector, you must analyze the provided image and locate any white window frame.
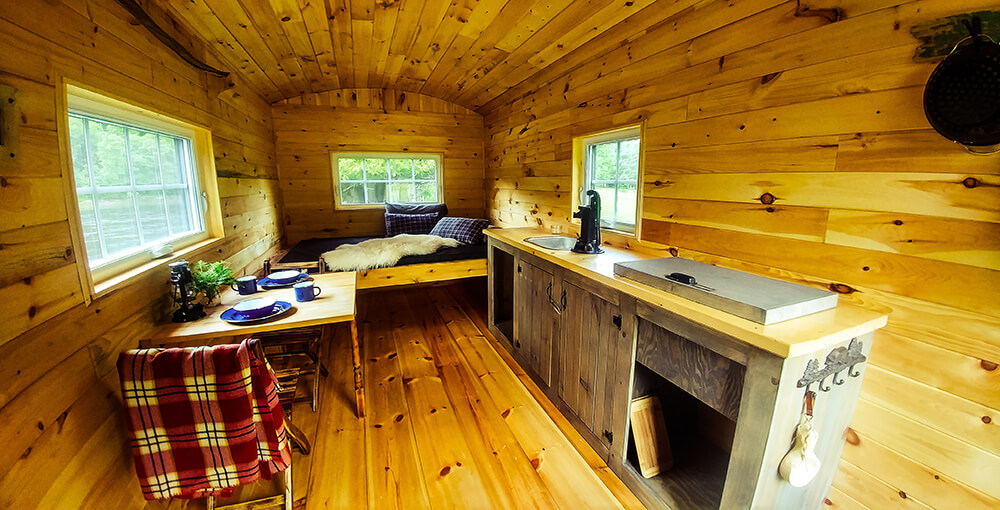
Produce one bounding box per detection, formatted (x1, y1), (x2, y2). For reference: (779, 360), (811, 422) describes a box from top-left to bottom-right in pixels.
(60, 83), (224, 300)
(331, 152), (444, 210)
(575, 125), (643, 236)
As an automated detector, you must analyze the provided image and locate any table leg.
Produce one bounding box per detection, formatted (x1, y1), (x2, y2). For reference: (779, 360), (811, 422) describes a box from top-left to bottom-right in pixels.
(351, 319), (365, 419)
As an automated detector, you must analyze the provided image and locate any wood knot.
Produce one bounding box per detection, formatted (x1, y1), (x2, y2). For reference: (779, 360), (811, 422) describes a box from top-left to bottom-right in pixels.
(794, 4), (844, 23)
(981, 360), (998, 371)
(893, 219), (903, 226)
(963, 177), (978, 188)
(501, 408), (511, 419)
(765, 206), (775, 213)
(829, 283), (855, 294)
(669, 248), (678, 257)
(898, 491), (907, 499)
(530, 457), (542, 470)
(760, 72), (781, 85)
(982, 415), (992, 424)
(27, 305), (37, 319)
(845, 427), (860, 445)
(823, 498), (832, 506)
(64, 247), (73, 259)
(0, 176), (7, 187)
(395, 414), (404, 422)
(439, 466), (451, 476)
(758, 192), (775, 205)
(373, 424), (382, 428)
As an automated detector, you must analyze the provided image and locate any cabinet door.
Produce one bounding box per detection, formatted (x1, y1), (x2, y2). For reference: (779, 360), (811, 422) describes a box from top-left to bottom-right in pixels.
(515, 260), (556, 387)
(559, 281), (620, 452)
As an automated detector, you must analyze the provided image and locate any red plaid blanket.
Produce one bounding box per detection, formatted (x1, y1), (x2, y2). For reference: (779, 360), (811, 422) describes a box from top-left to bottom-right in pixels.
(117, 339), (291, 500)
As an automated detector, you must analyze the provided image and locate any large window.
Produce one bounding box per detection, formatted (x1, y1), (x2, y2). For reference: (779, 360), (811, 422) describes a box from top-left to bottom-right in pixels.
(63, 84), (220, 293)
(332, 153), (441, 208)
(580, 126), (642, 233)
(68, 113), (204, 270)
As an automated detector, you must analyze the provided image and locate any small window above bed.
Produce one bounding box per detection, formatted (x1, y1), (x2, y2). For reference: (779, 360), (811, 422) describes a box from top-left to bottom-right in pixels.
(331, 153), (442, 209)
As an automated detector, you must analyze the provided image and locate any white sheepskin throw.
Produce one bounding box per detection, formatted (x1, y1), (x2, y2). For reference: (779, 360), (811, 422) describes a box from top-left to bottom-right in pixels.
(321, 234), (460, 272)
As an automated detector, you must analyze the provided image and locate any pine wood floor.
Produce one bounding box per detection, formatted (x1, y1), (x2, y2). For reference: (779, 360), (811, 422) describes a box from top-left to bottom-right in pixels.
(292, 280), (643, 509)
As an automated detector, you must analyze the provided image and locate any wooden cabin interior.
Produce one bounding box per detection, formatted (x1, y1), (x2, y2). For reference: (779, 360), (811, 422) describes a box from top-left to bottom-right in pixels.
(1, 0), (997, 508)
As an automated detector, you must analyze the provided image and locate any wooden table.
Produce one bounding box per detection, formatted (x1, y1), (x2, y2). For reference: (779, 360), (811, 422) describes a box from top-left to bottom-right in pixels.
(151, 271), (365, 418)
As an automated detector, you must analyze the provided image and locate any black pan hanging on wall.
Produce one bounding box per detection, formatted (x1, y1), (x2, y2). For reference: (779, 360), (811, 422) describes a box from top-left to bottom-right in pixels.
(923, 17), (1000, 155)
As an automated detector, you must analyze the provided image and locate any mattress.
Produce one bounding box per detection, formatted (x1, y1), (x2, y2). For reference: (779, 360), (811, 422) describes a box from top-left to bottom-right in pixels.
(279, 236), (487, 268)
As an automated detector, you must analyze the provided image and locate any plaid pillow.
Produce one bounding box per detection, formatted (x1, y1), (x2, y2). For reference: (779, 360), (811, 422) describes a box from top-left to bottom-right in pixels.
(429, 217), (490, 245)
(385, 212), (440, 236)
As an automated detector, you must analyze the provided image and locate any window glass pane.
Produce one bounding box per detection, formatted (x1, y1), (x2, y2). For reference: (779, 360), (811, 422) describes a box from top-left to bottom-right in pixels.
(415, 182), (437, 202)
(619, 139), (640, 180)
(68, 116), (91, 188)
(413, 159), (436, 180)
(96, 191), (140, 257)
(615, 183), (638, 224)
(334, 154), (439, 205)
(593, 142), (618, 180)
(68, 111), (205, 273)
(389, 159), (412, 180)
(592, 185), (616, 223)
(365, 158), (388, 180)
(159, 136), (184, 185)
(366, 182), (386, 203)
(585, 133), (640, 232)
(88, 122), (129, 187)
(338, 157), (364, 180)
(164, 189), (194, 235)
(77, 194), (102, 259)
(127, 129), (161, 185)
(390, 182), (413, 202)
(136, 190), (169, 241)
(340, 182), (365, 204)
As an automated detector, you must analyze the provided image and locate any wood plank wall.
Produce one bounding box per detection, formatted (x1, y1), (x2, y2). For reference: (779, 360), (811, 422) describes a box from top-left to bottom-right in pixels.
(0, 1), (283, 508)
(482, 0), (1000, 508)
(273, 89), (486, 244)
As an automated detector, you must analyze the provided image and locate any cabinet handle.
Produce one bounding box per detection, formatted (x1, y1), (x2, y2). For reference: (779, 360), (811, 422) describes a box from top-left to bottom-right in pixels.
(546, 282), (563, 314)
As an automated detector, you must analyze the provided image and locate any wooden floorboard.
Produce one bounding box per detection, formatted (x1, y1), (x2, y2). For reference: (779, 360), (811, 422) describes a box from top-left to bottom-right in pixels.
(293, 280), (643, 509)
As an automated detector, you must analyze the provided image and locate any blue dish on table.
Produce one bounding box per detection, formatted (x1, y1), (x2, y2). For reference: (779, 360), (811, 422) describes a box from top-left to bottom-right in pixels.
(259, 273), (309, 289)
(220, 301), (293, 324)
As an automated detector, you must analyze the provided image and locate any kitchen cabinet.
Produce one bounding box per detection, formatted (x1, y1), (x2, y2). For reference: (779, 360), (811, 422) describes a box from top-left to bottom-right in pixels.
(558, 277), (621, 455)
(515, 259), (557, 387)
(486, 228), (888, 510)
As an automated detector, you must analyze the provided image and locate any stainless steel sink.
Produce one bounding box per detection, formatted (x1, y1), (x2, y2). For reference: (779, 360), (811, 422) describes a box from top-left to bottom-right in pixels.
(525, 236), (578, 251)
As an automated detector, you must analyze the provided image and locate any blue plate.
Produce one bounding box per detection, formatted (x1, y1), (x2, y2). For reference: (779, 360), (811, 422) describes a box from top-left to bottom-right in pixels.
(220, 301), (293, 324)
(259, 273), (309, 289)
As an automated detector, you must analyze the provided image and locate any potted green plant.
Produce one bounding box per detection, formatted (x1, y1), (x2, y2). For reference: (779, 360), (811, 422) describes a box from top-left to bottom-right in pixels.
(190, 260), (236, 304)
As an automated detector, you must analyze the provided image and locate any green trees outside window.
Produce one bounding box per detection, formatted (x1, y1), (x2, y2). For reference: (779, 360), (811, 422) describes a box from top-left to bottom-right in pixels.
(335, 155), (440, 206)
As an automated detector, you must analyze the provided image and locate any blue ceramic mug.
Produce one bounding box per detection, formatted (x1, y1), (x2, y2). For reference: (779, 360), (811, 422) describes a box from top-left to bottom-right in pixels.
(231, 276), (257, 295)
(293, 281), (321, 302)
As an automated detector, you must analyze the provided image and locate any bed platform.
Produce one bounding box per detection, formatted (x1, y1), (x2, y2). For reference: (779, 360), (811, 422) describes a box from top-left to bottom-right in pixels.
(274, 236), (487, 289)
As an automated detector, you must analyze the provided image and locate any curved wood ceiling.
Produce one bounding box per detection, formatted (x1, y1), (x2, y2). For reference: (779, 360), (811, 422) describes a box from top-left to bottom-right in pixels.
(152, 0), (657, 111)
